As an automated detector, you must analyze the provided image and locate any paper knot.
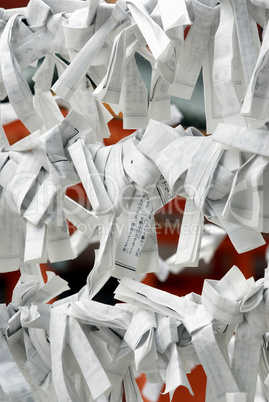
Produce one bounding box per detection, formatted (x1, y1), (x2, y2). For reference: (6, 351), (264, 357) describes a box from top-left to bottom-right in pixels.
(11, 274), (41, 308)
(112, 0), (129, 22)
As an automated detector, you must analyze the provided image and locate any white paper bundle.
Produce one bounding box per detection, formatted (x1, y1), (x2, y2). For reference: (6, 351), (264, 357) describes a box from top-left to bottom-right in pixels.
(0, 0), (268, 400)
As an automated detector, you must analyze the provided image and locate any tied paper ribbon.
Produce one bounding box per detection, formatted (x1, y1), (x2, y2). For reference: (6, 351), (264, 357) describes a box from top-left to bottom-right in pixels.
(1, 114), (269, 279)
(6, 264), (269, 402)
(1, 262), (269, 401)
(1, 0), (269, 401)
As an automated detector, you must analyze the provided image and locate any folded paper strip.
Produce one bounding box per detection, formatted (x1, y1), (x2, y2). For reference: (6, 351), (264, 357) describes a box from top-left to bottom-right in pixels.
(0, 0), (269, 400)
